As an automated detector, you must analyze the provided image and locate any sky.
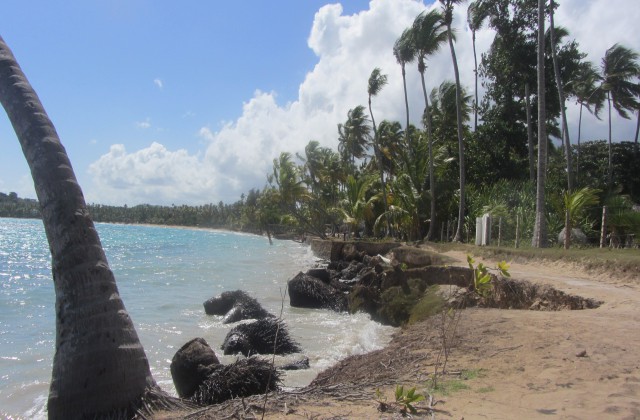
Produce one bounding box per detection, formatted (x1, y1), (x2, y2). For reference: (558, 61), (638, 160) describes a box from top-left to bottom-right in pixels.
(1, 0), (638, 206)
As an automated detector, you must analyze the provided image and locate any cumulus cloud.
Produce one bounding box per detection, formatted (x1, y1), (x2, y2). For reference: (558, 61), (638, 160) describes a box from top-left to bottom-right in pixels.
(88, 0), (640, 206)
(87, 143), (221, 205)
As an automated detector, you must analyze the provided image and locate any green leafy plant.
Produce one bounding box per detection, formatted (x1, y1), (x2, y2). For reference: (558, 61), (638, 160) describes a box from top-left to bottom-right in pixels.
(394, 385), (425, 415)
(375, 386), (425, 415)
(467, 254), (510, 297)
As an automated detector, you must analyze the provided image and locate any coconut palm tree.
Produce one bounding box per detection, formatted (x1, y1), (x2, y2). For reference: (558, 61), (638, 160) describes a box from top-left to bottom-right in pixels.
(337, 105), (372, 168)
(571, 61), (604, 184)
(393, 27), (416, 144)
(467, 0), (489, 131)
(368, 67), (391, 235)
(338, 174), (380, 237)
(377, 120), (404, 177)
(0, 35), (178, 418)
(548, 2), (573, 192)
(532, 0), (548, 248)
(440, 0), (466, 242)
(411, 8), (448, 241)
(562, 187), (600, 249)
(600, 44), (640, 190)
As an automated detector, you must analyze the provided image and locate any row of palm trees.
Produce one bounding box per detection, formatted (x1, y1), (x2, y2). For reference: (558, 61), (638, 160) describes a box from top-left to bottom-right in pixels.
(260, 0), (640, 248)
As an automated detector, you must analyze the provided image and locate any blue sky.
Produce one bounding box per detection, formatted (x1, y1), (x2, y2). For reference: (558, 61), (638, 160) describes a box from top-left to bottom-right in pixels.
(1, 0), (638, 205)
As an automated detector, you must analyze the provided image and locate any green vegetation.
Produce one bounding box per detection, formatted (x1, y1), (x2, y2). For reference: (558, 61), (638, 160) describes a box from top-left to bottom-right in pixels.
(428, 369), (486, 395)
(408, 285), (446, 324)
(375, 385), (425, 416)
(3, 1), (639, 250)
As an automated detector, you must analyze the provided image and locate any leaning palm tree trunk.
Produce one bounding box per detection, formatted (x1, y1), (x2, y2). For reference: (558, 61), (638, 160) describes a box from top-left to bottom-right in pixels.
(0, 35), (172, 419)
(532, 0), (548, 248)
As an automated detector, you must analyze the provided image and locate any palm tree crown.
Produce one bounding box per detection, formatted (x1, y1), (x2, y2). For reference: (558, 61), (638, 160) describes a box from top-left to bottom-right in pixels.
(601, 44), (640, 120)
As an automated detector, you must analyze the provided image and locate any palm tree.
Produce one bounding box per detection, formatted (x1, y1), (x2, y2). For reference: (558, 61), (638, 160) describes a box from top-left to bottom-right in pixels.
(0, 36), (176, 418)
(467, 0), (489, 131)
(393, 27), (416, 145)
(377, 120), (404, 177)
(571, 61), (604, 184)
(600, 44), (640, 190)
(532, 0), (548, 248)
(411, 8), (448, 241)
(368, 67), (391, 235)
(548, 2), (573, 192)
(337, 105), (372, 168)
(338, 174), (380, 237)
(562, 187), (600, 249)
(440, 0), (466, 242)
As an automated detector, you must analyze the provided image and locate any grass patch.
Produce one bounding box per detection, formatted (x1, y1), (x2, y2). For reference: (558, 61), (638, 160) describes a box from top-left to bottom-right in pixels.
(428, 379), (470, 396)
(427, 369), (487, 395)
(476, 386), (495, 393)
(460, 368), (485, 380)
(430, 242), (640, 282)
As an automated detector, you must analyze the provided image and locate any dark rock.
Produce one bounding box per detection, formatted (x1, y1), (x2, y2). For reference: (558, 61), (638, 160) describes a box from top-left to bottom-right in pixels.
(170, 337), (220, 398)
(307, 268), (331, 283)
(221, 318), (302, 356)
(203, 290), (243, 315)
(288, 272), (348, 311)
(191, 357), (280, 405)
(279, 356), (310, 371)
(203, 290), (275, 324)
(380, 265), (409, 292)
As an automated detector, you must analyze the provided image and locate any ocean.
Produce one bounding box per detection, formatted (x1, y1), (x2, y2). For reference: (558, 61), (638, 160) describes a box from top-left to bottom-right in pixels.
(0, 217), (394, 419)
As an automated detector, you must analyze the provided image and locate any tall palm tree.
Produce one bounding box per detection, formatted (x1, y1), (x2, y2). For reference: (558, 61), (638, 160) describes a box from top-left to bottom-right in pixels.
(571, 61), (604, 184)
(367, 67), (391, 235)
(393, 27), (416, 145)
(440, 0), (466, 242)
(412, 8), (448, 241)
(532, 0), (548, 247)
(548, 3), (573, 192)
(600, 44), (640, 190)
(467, 0), (489, 131)
(0, 36), (175, 418)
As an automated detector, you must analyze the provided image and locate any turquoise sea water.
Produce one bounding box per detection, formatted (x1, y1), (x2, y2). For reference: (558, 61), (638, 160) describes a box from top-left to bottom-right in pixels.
(0, 218), (393, 418)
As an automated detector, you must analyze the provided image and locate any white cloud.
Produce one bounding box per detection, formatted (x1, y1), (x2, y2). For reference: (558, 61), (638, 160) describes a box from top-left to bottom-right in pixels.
(88, 0), (640, 206)
(136, 118), (152, 129)
(87, 143), (220, 205)
(153, 78), (163, 89)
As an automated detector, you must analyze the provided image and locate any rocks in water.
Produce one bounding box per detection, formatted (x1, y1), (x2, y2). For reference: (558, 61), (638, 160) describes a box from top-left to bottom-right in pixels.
(191, 357), (280, 405)
(170, 337), (220, 399)
(221, 318), (302, 356)
(288, 271), (348, 311)
(203, 290), (275, 324)
(278, 356), (310, 371)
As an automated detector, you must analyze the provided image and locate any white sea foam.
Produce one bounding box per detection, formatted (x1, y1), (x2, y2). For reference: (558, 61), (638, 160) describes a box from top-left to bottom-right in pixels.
(0, 218), (394, 417)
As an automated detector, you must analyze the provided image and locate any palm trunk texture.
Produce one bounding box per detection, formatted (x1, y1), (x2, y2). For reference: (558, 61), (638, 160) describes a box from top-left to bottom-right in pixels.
(0, 35), (161, 419)
(447, 26), (466, 242)
(532, 0), (548, 247)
